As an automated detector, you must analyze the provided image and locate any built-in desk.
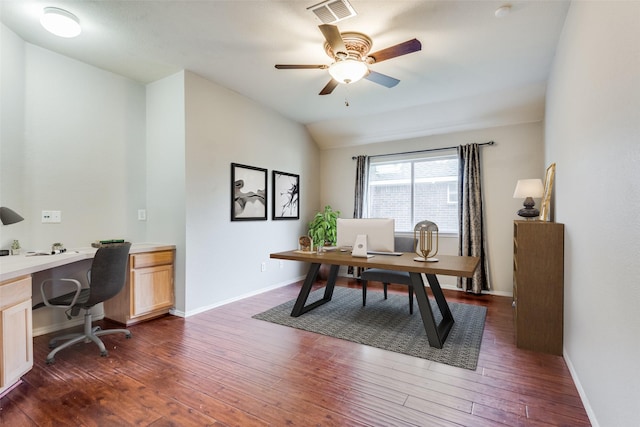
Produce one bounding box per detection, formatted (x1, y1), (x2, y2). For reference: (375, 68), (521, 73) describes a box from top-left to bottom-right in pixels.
(0, 243), (175, 396)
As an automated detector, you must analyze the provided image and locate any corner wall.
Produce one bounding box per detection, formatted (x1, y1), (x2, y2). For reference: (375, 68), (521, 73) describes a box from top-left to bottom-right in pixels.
(181, 71), (318, 315)
(545, 2), (640, 426)
(1, 24), (147, 332)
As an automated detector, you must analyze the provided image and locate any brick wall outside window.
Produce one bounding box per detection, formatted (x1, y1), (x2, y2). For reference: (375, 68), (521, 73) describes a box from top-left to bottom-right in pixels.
(367, 155), (458, 233)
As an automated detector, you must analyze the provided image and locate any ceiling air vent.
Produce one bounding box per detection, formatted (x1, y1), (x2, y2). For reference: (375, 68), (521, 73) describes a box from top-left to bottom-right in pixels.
(307, 0), (357, 24)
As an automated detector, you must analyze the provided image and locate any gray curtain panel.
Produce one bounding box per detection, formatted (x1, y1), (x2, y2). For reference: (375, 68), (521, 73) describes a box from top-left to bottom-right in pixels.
(353, 155), (369, 219)
(457, 144), (490, 293)
(349, 155), (369, 276)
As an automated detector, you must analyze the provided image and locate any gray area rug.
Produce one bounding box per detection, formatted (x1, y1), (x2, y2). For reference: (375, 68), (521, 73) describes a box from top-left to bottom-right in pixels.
(253, 286), (487, 370)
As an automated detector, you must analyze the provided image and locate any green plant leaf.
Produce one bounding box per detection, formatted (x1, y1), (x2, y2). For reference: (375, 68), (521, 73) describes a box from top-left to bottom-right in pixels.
(308, 205), (340, 247)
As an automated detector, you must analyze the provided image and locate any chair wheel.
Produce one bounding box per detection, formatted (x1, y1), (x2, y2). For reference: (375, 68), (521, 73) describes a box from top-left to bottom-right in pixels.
(126, 333), (132, 339)
(100, 351), (108, 357)
(46, 358), (55, 365)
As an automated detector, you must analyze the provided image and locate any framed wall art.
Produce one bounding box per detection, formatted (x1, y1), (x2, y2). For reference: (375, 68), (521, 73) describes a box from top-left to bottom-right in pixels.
(231, 163), (267, 221)
(272, 170), (299, 220)
(539, 162), (556, 222)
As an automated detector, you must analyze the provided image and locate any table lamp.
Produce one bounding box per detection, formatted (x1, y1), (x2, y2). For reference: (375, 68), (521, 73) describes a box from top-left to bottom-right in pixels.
(513, 179), (544, 218)
(0, 207), (24, 225)
(413, 220), (439, 262)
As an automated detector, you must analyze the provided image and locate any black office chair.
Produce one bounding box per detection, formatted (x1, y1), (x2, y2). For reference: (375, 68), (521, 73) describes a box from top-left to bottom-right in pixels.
(360, 235), (416, 314)
(36, 242), (132, 364)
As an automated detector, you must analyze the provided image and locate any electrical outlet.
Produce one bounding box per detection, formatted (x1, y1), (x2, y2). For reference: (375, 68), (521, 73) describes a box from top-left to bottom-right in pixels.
(261, 262), (266, 272)
(42, 210), (61, 223)
(279, 260), (284, 269)
(138, 209), (147, 221)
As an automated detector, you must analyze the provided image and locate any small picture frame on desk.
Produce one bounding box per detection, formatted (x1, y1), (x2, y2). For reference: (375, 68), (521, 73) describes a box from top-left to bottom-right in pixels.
(298, 236), (312, 252)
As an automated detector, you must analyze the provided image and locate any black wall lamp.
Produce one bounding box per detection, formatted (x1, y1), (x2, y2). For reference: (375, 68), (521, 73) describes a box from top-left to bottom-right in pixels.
(0, 206), (24, 225)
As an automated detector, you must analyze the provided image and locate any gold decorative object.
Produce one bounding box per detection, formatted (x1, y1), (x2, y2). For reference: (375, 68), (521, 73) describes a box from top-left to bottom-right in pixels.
(413, 221), (439, 262)
(298, 236), (312, 252)
(539, 163), (556, 222)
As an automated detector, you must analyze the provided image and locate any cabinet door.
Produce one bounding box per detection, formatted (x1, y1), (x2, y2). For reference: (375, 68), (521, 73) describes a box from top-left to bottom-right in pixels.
(131, 265), (174, 317)
(1, 299), (33, 389)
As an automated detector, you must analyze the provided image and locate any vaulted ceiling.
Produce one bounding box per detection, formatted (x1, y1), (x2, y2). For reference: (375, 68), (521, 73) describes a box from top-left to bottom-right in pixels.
(1, 0), (570, 148)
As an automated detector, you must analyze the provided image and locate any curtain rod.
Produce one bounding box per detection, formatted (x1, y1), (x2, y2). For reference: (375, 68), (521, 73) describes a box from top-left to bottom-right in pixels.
(352, 141), (495, 160)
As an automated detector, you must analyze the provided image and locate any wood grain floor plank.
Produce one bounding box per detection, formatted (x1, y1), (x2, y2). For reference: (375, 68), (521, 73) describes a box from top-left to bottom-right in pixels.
(2, 279), (590, 426)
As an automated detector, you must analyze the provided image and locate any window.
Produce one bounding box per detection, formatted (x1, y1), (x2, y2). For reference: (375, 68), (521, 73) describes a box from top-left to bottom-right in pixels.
(366, 154), (459, 233)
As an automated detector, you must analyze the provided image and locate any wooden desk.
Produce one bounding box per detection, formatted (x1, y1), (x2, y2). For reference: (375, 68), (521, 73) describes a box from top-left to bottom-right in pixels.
(0, 243), (175, 397)
(270, 250), (479, 349)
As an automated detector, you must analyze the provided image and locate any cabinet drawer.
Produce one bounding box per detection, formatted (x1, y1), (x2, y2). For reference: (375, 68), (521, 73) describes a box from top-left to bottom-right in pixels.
(0, 276), (31, 310)
(131, 251), (174, 269)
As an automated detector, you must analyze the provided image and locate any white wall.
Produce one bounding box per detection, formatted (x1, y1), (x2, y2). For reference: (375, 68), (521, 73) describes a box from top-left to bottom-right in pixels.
(320, 122), (543, 294)
(545, 2), (640, 426)
(2, 24), (320, 329)
(1, 24), (147, 332)
(0, 24), (26, 249)
(19, 43), (146, 249)
(145, 72), (187, 314)
(182, 71), (318, 315)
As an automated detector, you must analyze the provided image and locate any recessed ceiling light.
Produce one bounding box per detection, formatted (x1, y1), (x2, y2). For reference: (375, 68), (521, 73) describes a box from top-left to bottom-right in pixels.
(495, 5), (511, 18)
(40, 7), (81, 38)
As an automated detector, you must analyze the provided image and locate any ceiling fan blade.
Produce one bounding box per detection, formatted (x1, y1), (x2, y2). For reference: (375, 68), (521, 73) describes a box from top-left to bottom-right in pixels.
(319, 79), (339, 95)
(275, 64), (328, 69)
(365, 71), (400, 88)
(318, 24), (347, 57)
(368, 38), (422, 63)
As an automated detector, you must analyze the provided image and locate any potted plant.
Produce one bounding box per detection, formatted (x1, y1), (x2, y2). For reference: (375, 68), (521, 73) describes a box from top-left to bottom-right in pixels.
(308, 205), (340, 250)
(11, 239), (21, 255)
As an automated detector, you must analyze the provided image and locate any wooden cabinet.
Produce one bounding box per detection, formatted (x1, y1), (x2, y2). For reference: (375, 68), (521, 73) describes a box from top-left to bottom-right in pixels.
(104, 250), (175, 326)
(0, 276), (33, 396)
(513, 221), (564, 355)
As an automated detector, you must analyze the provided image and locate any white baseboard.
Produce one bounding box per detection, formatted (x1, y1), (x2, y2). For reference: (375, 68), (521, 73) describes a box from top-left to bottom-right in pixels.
(563, 348), (599, 427)
(176, 275), (307, 318)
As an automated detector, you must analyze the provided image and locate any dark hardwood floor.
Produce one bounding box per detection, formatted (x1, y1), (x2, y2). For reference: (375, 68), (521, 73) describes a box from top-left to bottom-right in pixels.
(1, 278), (590, 426)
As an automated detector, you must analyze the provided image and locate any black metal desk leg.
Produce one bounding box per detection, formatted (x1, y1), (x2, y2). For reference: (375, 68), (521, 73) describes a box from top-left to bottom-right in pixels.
(409, 272), (442, 348)
(410, 272), (455, 348)
(425, 274), (454, 323)
(322, 264), (340, 300)
(290, 263), (340, 317)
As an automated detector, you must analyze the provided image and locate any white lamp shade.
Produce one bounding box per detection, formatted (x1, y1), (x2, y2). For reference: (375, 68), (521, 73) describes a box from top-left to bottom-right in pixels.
(513, 179), (544, 198)
(41, 7), (81, 38)
(328, 59), (368, 84)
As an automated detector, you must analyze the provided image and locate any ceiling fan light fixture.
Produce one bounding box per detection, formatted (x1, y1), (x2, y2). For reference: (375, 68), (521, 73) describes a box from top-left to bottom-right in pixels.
(328, 59), (368, 84)
(41, 7), (81, 38)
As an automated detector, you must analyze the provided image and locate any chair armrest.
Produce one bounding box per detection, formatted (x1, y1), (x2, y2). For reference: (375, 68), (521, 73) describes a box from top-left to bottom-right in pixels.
(40, 278), (82, 309)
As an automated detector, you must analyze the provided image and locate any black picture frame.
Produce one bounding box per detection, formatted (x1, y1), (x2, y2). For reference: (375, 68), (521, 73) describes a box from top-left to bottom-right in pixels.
(231, 163), (267, 221)
(272, 170), (300, 220)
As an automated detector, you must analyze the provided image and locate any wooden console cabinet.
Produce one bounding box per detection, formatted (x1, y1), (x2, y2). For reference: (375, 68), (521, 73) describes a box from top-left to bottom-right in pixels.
(0, 275), (33, 396)
(104, 249), (175, 326)
(513, 221), (564, 355)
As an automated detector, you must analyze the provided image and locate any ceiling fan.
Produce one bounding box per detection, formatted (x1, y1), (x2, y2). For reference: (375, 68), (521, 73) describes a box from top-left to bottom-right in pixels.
(275, 24), (421, 95)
